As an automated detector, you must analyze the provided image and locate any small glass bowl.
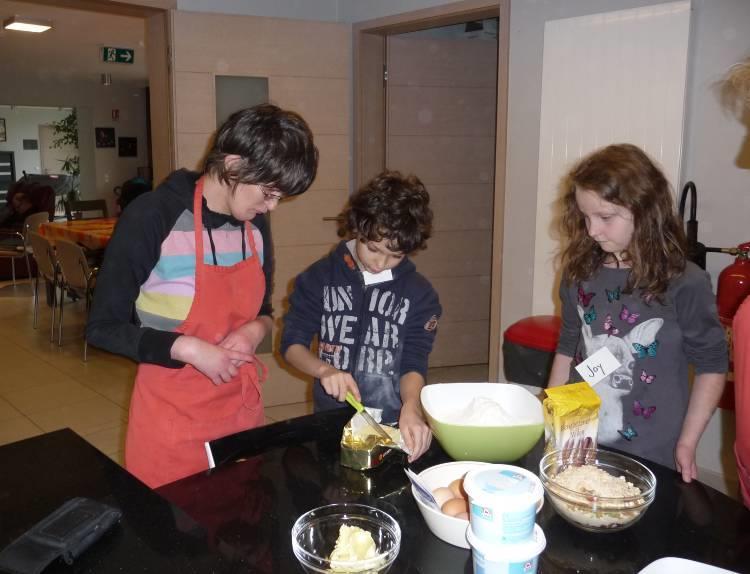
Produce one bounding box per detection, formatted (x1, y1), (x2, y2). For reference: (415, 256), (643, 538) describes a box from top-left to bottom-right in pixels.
(539, 448), (656, 533)
(291, 503), (401, 573)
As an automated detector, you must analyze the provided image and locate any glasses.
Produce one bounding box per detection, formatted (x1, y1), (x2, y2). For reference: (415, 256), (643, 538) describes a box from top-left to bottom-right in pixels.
(260, 185), (284, 203)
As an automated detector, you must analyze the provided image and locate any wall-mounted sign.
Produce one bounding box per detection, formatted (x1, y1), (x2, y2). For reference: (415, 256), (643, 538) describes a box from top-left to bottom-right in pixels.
(102, 47), (134, 64)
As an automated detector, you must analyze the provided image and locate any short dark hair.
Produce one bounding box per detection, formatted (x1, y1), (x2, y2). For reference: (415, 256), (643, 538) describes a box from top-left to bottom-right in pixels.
(204, 104), (318, 197)
(339, 170), (433, 254)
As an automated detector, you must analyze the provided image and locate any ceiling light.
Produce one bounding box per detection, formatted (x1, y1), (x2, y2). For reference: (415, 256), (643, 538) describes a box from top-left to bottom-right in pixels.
(3, 16), (53, 33)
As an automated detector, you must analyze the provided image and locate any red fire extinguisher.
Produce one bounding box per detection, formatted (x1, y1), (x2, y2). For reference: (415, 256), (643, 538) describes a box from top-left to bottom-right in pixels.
(715, 242), (750, 410)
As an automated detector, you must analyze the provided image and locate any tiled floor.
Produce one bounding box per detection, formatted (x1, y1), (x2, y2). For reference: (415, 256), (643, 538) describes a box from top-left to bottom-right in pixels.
(0, 278), (488, 466)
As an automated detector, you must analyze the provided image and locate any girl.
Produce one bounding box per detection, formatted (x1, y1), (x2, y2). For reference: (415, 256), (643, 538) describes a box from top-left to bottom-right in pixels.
(547, 143), (727, 482)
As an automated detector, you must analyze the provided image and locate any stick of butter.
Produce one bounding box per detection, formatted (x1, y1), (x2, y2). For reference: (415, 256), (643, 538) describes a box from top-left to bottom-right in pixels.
(329, 525), (384, 572)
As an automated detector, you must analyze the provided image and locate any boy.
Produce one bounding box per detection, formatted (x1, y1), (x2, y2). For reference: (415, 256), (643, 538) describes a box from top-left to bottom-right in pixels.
(281, 171), (441, 461)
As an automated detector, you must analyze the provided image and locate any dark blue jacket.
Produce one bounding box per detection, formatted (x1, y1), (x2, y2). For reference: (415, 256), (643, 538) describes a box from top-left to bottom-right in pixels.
(281, 241), (441, 422)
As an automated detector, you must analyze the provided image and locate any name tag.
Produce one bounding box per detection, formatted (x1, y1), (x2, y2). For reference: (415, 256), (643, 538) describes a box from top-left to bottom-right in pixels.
(575, 347), (621, 386)
(362, 269), (393, 285)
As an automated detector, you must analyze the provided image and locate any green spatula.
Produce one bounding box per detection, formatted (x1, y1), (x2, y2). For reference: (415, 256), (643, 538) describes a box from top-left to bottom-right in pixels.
(345, 392), (395, 445)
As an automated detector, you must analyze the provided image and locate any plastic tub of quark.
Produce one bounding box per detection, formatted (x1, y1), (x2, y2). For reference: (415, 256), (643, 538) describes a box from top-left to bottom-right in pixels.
(463, 464), (544, 544)
(467, 523), (546, 574)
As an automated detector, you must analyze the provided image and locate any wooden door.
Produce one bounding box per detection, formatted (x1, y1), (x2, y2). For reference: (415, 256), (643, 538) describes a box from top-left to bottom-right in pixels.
(385, 32), (498, 367)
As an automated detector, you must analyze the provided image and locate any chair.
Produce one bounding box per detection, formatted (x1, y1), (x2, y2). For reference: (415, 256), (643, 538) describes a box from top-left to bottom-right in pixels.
(0, 211), (50, 285)
(55, 239), (98, 360)
(64, 199), (108, 220)
(28, 231), (59, 340)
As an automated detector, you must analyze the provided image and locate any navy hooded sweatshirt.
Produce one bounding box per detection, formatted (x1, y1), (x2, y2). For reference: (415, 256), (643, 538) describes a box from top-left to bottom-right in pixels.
(281, 240), (441, 423)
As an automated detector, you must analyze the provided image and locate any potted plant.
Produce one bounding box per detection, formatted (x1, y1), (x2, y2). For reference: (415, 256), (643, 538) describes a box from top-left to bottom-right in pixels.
(50, 108), (80, 210)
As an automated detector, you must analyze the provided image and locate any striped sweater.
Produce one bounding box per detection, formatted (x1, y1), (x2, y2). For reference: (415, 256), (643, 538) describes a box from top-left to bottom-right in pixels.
(87, 170), (272, 368)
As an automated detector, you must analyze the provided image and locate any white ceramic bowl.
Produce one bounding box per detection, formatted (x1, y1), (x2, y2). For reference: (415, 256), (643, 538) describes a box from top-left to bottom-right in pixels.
(411, 461), (490, 549)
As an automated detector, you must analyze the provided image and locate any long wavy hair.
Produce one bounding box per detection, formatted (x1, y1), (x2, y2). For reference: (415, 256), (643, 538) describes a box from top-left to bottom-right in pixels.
(559, 144), (686, 298)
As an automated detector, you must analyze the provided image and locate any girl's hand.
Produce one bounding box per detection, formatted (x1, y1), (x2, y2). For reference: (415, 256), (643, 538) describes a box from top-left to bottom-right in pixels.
(171, 335), (254, 385)
(675, 441), (699, 483)
(318, 366), (360, 402)
(398, 403), (432, 462)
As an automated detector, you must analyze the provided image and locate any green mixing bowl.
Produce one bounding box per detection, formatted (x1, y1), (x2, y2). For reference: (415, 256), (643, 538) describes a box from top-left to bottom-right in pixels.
(421, 383), (544, 462)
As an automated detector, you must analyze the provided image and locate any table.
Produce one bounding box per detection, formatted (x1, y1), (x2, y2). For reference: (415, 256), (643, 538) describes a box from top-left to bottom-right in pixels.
(2, 416), (749, 573)
(39, 218), (117, 250)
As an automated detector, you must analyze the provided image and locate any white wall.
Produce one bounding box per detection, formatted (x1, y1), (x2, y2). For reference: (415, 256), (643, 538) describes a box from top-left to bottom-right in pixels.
(0, 79), (149, 213)
(681, 0), (750, 285)
(503, 0), (750, 496)
(173, 0), (457, 22)
(339, 0), (466, 22)
(176, 0), (339, 20)
(0, 106), (71, 178)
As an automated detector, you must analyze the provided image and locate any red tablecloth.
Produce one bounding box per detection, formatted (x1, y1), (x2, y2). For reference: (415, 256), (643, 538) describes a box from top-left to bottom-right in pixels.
(39, 218), (117, 250)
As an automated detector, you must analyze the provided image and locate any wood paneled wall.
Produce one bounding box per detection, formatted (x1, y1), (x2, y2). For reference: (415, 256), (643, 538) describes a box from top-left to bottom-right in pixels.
(170, 10), (351, 405)
(386, 35), (497, 368)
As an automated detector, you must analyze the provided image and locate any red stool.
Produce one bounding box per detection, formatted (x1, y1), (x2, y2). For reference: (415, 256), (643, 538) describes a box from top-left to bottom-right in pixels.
(502, 315), (561, 387)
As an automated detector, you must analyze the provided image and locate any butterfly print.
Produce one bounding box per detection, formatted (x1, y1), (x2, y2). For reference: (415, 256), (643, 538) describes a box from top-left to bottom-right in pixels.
(606, 286), (621, 302)
(578, 286), (595, 307)
(583, 305), (597, 325)
(632, 340), (659, 359)
(618, 424), (638, 441)
(619, 304), (640, 324)
(633, 400), (656, 419)
(603, 314), (619, 336)
(640, 369), (655, 384)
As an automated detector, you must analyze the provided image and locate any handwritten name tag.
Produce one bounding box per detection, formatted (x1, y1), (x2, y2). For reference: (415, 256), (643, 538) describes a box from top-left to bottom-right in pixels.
(575, 347), (621, 386)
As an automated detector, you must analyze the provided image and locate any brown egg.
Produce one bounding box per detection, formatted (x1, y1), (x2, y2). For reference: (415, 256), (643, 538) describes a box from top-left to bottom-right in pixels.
(449, 477), (467, 499)
(441, 497), (469, 517)
(432, 487), (454, 507)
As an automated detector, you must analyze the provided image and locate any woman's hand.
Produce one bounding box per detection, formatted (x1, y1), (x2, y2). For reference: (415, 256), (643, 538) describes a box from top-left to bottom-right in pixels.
(318, 365), (360, 402)
(398, 402), (432, 462)
(171, 335), (254, 385)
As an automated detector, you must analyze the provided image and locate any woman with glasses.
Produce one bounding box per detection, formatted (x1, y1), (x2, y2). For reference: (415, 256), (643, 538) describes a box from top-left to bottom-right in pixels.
(87, 104), (318, 488)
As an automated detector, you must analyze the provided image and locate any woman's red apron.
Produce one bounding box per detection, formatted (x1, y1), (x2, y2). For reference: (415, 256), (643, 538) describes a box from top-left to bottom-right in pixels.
(125, 178), (266, 489)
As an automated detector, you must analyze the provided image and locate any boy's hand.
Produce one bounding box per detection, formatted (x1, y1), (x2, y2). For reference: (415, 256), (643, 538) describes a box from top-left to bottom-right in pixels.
(171, 335), (254, 386)
(318, 365), (360, 402)
(398, 403), (432, 462)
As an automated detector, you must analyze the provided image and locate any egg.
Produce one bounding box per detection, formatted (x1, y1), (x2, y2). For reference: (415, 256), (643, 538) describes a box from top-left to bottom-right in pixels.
(441, 497), (469, 517)
(432, 487), (454, 507)
(449, 477), (467, 499)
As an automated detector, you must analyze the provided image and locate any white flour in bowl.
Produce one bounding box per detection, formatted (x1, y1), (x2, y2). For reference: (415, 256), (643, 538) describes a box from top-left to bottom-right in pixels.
(446, 396), (529, 426)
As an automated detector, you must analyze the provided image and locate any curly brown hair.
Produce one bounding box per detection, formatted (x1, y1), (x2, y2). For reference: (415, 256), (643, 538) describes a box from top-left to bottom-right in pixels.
(338, 170), (433, 254)
(560, 143), (686, 297)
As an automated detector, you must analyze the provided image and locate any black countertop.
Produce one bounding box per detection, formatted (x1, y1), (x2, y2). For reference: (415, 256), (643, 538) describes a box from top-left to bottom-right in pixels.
(1, 409), (749, 573)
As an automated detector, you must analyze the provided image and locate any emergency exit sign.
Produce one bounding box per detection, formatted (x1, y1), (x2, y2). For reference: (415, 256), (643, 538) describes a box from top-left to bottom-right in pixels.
(102, 47), (134, 64)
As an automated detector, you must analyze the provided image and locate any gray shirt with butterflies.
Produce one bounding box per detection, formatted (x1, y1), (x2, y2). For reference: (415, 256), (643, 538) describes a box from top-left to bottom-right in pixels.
(556, 261), (727, 469)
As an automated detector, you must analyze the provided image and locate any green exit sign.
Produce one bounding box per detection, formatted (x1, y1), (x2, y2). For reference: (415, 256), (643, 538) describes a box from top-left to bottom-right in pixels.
(102, 47), (134, 64)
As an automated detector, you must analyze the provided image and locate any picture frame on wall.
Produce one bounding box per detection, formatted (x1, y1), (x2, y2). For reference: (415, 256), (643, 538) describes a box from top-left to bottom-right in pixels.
(0, 118), (6, 142)
(95, 127), (115, 148)
(118, 137), (137, 158)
